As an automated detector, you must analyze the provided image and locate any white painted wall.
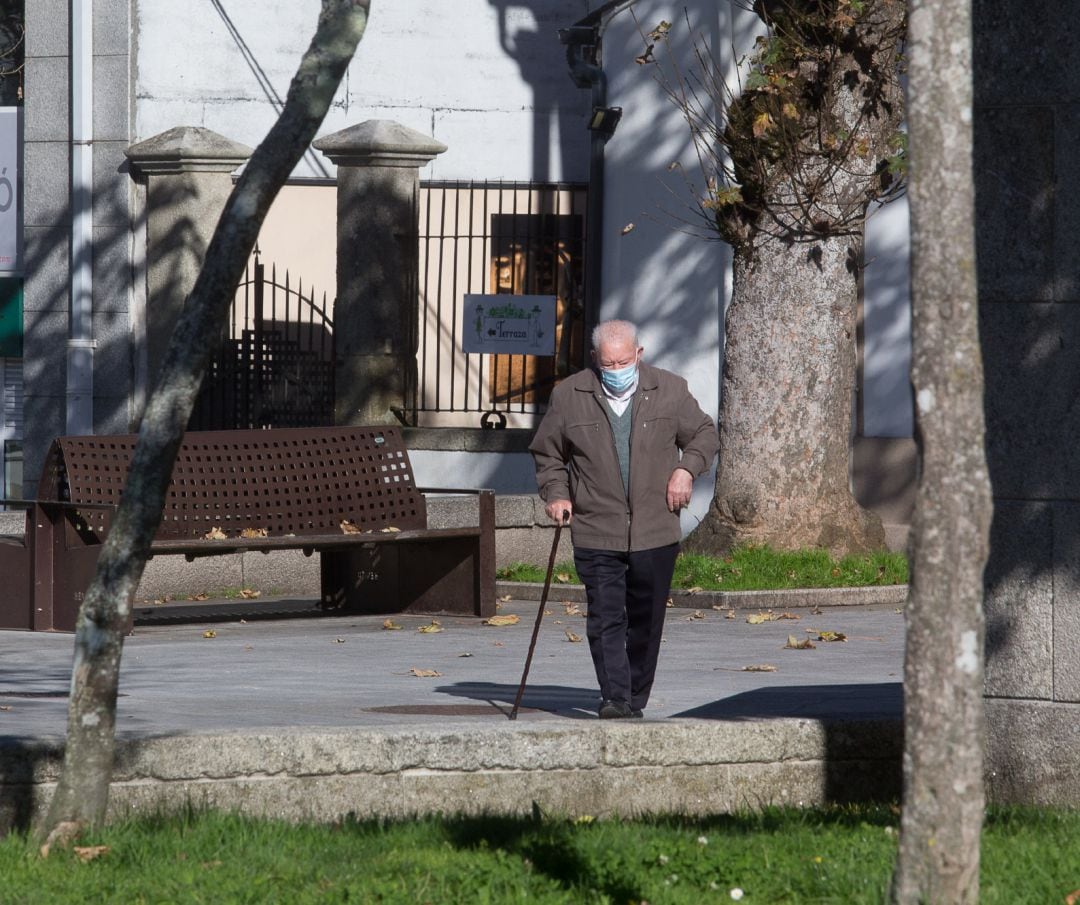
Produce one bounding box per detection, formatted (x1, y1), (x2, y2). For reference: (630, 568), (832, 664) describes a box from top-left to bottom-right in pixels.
(864, 200), (914, 437)
(135, 0), (591, 181)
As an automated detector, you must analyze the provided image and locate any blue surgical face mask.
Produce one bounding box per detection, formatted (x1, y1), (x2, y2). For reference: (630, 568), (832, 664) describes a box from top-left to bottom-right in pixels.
(600, 362), (638, 395)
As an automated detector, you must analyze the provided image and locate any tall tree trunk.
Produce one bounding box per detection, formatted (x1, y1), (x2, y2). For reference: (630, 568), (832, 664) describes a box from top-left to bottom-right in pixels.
(686, 233), (884, 554)
(891, 0), (990, 900)
(37, 0), (372, 840)
(665, 0), (905, 557)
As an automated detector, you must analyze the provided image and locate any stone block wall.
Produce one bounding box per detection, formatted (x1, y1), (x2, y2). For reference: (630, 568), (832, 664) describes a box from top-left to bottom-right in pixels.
(975, 0), (1080, 798)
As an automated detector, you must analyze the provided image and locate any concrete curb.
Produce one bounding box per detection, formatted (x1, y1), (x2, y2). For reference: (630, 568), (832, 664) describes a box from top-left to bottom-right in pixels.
(498, 581), (909, 610)
(1, 718), (902, 829)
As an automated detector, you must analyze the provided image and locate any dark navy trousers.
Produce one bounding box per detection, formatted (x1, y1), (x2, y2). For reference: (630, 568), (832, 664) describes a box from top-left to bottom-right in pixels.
(573, 543), (680, 711)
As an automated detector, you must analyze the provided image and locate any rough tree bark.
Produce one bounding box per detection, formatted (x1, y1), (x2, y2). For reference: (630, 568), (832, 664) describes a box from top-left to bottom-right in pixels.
(700, 231), (885, 552)
(37, 0), (372, 840)
(648, 1), (905, 555)
(890, 0), (990, 901)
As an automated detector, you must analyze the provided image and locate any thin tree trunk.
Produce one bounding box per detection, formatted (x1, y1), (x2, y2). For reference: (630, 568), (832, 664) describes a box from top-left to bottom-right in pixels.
(686, 233), (884, 555)
(38, 0), (372, 839)
(891, 0), (990, 900)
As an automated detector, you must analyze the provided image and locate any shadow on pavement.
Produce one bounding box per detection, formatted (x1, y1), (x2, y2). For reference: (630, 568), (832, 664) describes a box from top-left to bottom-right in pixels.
(671, 682), (903, 721)
(435, 681), (600, 719)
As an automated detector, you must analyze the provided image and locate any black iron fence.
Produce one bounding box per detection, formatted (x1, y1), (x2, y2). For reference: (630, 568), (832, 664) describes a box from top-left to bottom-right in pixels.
(412, 181), (589, 427)
(190, 249), (335, 430)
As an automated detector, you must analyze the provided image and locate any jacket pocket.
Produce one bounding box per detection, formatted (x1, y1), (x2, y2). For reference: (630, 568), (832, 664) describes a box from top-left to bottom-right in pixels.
(638, 416), (676, 448)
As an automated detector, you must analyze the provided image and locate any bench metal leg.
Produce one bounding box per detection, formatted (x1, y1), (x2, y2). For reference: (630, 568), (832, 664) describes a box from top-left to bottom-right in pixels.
(320, 536), (495, 617)
(0, 537), (31, 630)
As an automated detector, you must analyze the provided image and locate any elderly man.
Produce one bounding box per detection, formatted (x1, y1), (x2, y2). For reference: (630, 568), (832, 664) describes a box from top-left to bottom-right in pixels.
(530, 320), (718, 718)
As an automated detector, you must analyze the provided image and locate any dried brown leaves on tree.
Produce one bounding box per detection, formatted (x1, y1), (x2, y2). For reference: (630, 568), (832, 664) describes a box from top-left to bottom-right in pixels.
(642, 0), (907, 247)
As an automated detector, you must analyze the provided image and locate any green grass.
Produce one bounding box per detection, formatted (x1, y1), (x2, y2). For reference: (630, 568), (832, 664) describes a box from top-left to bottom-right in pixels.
(497, 545), (908, 591)
(2, 805), (1077, 903)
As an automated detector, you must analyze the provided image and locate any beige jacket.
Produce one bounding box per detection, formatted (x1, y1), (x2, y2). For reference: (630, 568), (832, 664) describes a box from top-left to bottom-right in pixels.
(530, 363), (718, 552)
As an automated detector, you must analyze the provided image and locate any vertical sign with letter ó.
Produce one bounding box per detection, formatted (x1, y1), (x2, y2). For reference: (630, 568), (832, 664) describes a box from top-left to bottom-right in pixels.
(0, 107), (17, 274)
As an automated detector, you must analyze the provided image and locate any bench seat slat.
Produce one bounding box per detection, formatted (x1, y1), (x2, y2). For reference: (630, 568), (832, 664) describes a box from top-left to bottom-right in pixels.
(148, 525), (483, 557)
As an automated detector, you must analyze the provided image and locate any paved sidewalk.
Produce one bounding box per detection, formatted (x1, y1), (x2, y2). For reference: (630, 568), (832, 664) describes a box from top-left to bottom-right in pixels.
(0, 598), (905, 828)
(1, 598), (903, 739)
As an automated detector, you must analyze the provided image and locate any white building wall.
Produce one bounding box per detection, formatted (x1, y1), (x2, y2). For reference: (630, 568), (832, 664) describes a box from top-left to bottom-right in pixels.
(135, 0), (591, 182)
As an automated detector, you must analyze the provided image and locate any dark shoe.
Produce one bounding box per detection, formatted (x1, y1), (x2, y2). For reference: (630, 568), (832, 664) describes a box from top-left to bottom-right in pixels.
(599, 699), (639, 719)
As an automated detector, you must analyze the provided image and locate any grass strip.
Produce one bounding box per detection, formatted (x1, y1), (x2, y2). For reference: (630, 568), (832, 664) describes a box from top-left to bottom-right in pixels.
(497, 544), (909, 591)
(2, 805), (1076, 904)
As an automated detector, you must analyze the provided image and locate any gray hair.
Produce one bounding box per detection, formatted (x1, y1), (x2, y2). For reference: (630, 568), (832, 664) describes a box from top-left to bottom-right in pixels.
(591, 319), (639, 350)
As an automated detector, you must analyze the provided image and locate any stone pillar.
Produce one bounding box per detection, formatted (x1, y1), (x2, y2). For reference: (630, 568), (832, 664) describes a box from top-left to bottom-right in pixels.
(314, 121), (446, 425)
(125, 127), (252, 394)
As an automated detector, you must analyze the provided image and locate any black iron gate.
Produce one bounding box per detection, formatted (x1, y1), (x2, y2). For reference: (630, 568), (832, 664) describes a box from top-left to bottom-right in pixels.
(189, 249), (335, 430)
(413, 181), (588, 427)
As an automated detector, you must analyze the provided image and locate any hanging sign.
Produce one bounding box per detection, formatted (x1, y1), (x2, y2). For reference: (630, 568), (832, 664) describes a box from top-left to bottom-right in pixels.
(462, 295), (557, 355)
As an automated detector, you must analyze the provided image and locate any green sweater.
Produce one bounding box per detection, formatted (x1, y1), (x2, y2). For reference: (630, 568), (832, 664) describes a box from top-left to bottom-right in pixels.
(603, 398), (633, 498)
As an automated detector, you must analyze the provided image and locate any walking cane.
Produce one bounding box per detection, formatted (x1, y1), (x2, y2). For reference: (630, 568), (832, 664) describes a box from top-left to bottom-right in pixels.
(509, 512), (568, 720)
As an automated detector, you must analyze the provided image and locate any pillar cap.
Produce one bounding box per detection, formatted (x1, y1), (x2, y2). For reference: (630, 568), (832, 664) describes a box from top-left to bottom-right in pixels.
(314, 120), (447, 168)
(126, 126), (253, 175)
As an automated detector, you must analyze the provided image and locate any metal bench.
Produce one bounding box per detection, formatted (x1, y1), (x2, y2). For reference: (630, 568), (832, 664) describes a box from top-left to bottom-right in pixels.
(0, 426), (495, 632)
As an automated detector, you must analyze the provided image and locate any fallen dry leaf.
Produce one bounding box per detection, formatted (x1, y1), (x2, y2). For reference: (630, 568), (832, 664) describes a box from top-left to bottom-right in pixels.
(382, 618), (402, 630)
(340, 520), (362, 535)
(785, 634), (816, 650)
(239, 588), (261, 599)
(743, 664), (778, 672)
(458, 652), (474, 658)
(746, 612), (774, 625)
(686, 586), (705, 595)
(410, 668), (441, 678)
(725, 610), (736, 620)
(73, 845), (110, 863)
(811, 606), (823, 615)
(380, 526), (401, 533)
(1064, 889), (1080, 905)
(190, 593), (210, 602)
(563, 602), (583, 616)
(0, 705), (11, 712)
(333, 638), (345, 644)
(555, 572), (571, 583)
(776, 612), (801, 621)
(565, 628), (583, 642)
(498, 594), (512, 602)
(417, 620), (443, 634)
(621, 222), (635, 235)
(665, 598), (674, 608)
(239, 527), (268, 538)
(203, 526), (227, 540)
(686, 610), (706, 621)
(484, 614), (520, 627)
(202, 630), (217, 639)
(816, 630), (848, 643)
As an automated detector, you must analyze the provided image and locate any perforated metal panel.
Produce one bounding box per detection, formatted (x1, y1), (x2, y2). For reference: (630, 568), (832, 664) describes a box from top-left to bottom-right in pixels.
(43, 426), (428, 540)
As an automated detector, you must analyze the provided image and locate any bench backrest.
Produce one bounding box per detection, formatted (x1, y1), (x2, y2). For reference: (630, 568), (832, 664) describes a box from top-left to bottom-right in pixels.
(38, 426), (428, 540)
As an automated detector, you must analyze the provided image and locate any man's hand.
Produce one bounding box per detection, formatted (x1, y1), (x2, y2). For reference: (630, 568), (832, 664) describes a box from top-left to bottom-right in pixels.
(545, 499), (573, 524)
(666, 468), (694, 512)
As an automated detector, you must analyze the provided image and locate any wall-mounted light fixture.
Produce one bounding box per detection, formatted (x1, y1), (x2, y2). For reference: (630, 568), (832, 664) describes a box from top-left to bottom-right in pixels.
(587, 106), (623, 137)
